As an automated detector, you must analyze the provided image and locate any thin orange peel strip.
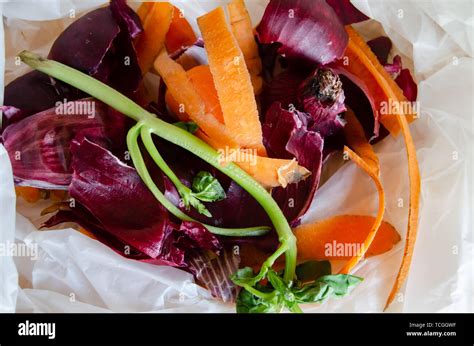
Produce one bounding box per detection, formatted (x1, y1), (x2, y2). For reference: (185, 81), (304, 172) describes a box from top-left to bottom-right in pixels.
(384, 113), (421, 310)
(227, 0), (263, 94)
(294, 215), (401, 261)
(343, 107), (380, 175)
(154, 50), (239, 150)
(197, 7), (267, 156)
(135, 2), (174, 74)
(339, 146), (385, 274)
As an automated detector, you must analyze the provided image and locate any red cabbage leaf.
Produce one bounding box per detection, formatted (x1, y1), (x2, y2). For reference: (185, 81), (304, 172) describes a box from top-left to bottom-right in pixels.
(334, 35), (417, 140)
(45, 137), (221, 268)
(48, 0), (142, 95)
(2, 0), (142, 130)
(188, 249), (240, 303)
(396, 69), (418, 102)
(367, 36), (392, 64)
(326, 0), (369, 25)
(2, 71), (83, 126)
(1, 99), (126, 188)
(263, 103), (324, 224)
(256, 0), (348, 66)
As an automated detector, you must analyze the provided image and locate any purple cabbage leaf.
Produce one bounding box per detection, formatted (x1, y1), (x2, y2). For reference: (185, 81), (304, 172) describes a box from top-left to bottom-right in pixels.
(44, 137), (221, 268)
(256, 0), (348, 66)
(263, 103), (324, 224)
(1, 99), (126, 188)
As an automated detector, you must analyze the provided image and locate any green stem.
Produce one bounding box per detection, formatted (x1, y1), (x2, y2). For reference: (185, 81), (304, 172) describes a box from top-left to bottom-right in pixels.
(140, 126), (189, 197)
(289, 304), (303, 313)
(19, 50), (297, 283)
(128, 123), (266, 237)
(141, 126), (205, 215)
(243, 285), (276, 301)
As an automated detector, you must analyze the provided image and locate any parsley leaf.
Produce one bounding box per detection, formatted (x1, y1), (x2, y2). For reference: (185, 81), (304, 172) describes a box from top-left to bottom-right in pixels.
(295, 260), (331, 283)
(191, 171), (226, 202)
(292, 274), (363, 303)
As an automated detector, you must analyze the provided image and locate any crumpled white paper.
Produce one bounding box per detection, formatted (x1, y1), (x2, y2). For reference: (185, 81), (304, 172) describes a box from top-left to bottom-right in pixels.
(0, 0), (472, 313)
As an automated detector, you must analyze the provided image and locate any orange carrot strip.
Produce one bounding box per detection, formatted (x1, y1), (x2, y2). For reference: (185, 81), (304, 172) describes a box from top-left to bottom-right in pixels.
(294, 215), (400, 260)
(174, 53), (199, 71)
(339, 146), (385, 274)
(165, 90), (189, 121)
(227, 0), (263, 94)
(15, 186), (40, 203)
(166, 65), (225, 123)
(334, 26), (416, 136)
(164, 63), (305, 188)
(232, 154), (310, 189)
(165, 6), (197, 53)
(343, 108), (380, 176)
(154, 50), (239, 150)
(136, 2), (153, 23)
(384, 111), (421, 310)
(335, 26), (421, 308)
(135, 2), (174, 74)
(240, 215), (400, 270)
(197, 7), (266, 156)
(50, 190), (67, 201)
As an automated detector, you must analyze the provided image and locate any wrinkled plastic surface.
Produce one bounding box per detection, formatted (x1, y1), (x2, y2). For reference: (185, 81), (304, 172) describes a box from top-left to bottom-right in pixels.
(0, 0), (472, 313)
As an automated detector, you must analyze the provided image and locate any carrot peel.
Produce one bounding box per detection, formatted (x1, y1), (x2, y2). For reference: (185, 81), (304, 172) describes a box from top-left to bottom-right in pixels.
(333, 26), (416, 136)
(343, 107), (380, 176)
(227, 0), (263, 94)
(165, 6), (197, 53)
(338, 146), (385, 274)
(135, 2), (174, 74)
(154, 50), (239, 150)
(384, 111), (421, 310)
(294, 215), (400, 261)
(197, 7), (266, 156)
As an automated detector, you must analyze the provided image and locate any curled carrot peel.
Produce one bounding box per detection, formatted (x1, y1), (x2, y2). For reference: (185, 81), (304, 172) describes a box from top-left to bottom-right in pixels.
(339, 146), (385, 274)
(197, 7), (267, 156)
(343, 107), (380, 175)
(227, 0), (263, 94)
(294, 215), (400, 260)
(338, 108), (385, 273)
(78, 227), (97, 240)
(384, 112), (421, 310)
(333, 26), (416, 136)
(336, 26), (421, 308)
(135, 2), (174, 74)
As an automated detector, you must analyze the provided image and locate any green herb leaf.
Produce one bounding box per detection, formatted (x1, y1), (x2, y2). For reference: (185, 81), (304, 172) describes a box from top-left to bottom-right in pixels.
(173, 121), (199, 133)
(292, 274), (363, 304)
(236, 286), (280, 313)
(231, 267), (256, 286)
(267, 269), (299, 310)
(267, 269), (287, 294)
(187, 196), (212, 217)
(295, 260), (331, 283)
(191, 171), (226, 202)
